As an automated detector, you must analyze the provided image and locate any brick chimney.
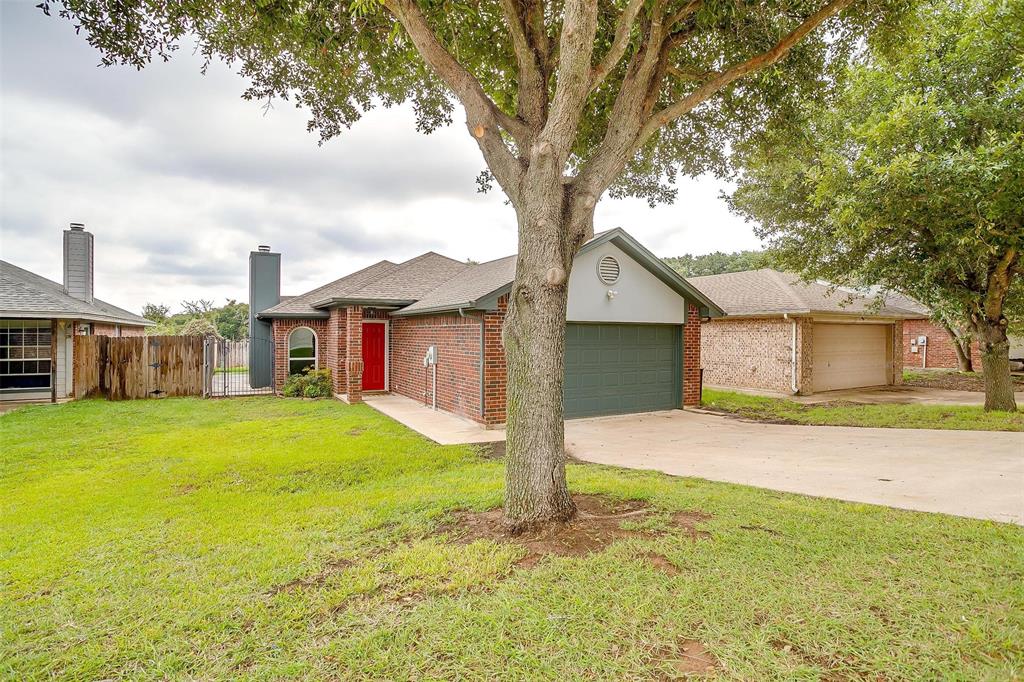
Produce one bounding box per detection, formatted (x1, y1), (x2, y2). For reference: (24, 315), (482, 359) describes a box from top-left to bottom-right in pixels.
(63, 222), (94, 303)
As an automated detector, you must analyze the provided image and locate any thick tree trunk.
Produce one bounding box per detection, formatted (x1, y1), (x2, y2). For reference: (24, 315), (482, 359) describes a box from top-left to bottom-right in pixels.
(502, 187), (592, 531)
(976, 318), (1017, 412)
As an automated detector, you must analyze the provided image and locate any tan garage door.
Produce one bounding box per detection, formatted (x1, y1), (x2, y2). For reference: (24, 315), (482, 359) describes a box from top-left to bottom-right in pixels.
(812, 323), (890, 392)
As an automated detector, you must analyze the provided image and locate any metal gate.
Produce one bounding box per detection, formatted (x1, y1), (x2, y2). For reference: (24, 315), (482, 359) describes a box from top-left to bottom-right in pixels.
(204, 336), (275, 397)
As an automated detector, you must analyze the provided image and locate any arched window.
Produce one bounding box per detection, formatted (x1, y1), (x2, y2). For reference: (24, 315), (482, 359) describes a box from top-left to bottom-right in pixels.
(288, 327), (317, 375)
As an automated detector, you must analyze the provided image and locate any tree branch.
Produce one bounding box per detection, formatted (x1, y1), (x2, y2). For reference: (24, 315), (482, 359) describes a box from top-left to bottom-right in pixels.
(589, 0), (645, 93)
(499, 0), (548, 129)
(541, 0), (600, 156)
(635, 0), (856, 146)
(382, 0), (525, 193)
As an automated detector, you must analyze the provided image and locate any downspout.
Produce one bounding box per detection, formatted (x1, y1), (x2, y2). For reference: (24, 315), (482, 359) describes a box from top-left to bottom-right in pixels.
(785, 313), (799, 395)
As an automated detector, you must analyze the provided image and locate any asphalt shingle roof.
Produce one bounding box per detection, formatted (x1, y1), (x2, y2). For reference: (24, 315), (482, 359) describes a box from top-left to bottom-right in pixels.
(259, 260), (398, 316)
(260, 252), (469, 316)
(688, 269), (927, 318)
(0, 260), (153, 326)
(399, 255), (517, 314)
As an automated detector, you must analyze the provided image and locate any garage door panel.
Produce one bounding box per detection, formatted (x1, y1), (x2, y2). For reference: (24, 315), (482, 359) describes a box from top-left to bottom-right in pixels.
(812, 323), (890, 392)
(564, 323), (681, 419)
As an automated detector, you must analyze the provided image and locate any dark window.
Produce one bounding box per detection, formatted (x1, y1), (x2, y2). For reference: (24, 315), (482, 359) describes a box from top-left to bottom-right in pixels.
(0, 320), (52, 393)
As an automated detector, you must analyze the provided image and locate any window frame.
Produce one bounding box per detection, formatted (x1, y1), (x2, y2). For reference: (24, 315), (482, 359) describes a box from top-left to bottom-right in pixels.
(287, 326), (318, 376)
(0, 319), (54, 393)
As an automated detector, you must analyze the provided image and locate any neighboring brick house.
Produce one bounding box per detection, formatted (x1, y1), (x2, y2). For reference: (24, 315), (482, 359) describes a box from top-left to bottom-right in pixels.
(901, 318), (984, 370)
(0, 223), (153, 403)
(690, 269), (925, 395)
(249, 228), (722, 426)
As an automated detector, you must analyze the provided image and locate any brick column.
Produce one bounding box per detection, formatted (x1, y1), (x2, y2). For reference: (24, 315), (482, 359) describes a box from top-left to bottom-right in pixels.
(683, 303), (702, 407)
(327, 308), (348, 395)
(891, 321), (904, 385)
(345, 306), (364, 402)
(797, 318), (814, 394)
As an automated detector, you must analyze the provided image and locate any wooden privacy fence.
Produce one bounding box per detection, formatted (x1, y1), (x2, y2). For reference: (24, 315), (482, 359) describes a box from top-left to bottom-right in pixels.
(73, 335), (204, 400)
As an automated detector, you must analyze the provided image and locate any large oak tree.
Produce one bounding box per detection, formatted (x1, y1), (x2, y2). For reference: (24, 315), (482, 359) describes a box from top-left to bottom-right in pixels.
(44, 0), (903, 527)
(729, 0), (1022, 411)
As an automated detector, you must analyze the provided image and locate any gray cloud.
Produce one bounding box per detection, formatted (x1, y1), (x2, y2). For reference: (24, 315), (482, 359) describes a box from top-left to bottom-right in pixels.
(0, 1), (760, 315)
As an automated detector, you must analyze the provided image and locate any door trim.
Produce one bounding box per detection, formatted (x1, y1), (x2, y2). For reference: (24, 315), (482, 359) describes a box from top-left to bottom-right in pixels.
(361, 319), (389, 392)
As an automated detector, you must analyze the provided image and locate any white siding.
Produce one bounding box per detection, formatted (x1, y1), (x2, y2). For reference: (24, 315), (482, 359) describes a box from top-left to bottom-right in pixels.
(54, 320), (72, 399)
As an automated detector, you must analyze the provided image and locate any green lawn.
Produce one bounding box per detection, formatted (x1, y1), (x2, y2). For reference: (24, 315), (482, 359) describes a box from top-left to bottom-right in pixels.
(2, 398), (1022, 680)
(702, 388), (1024, 431)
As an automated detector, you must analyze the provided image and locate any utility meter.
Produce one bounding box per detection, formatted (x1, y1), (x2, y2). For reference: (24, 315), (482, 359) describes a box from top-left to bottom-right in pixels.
(917, 335), (928, 346)
(423, 346), (437, 367)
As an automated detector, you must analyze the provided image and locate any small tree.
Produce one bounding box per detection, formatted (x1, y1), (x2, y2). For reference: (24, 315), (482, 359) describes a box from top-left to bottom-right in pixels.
(664, 250), (767, 277)
(730, 0), (1022, 411)
(179, 316), (220, 338)
(45, 0), (903, 526)
(141, 302), (170, 323)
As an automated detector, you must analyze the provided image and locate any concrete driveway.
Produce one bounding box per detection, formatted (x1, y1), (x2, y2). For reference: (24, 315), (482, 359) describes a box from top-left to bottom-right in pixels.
(565, 410), (1024, 525)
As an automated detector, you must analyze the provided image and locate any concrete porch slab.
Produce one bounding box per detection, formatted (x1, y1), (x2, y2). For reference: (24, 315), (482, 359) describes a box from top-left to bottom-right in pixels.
(363, 393), (506, 445)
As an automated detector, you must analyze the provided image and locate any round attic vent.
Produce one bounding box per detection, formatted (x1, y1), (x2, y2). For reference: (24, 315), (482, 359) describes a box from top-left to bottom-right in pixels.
(597, 255), (620, 285)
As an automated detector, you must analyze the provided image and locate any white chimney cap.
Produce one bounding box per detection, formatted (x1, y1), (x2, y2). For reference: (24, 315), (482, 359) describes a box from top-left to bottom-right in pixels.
(257, 245), (271, 252)
(69, 222), (86, 231)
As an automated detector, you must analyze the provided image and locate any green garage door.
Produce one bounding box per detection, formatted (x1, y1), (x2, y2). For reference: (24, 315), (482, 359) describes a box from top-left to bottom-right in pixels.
(564, 323), (681, 419)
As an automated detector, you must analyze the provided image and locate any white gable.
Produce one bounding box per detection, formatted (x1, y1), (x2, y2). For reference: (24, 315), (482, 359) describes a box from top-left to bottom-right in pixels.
(567, 242), (686, 324)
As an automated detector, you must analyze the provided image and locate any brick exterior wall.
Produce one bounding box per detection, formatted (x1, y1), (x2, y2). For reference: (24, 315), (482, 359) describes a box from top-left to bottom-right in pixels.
(390, 310), (486, 423)
(903, 318), (982, 370)
(89, 322), (146, 337)
(271, 318), (330, 392)
(326, 308), (348, 395)
(344, 306), (364, 402)
(701, 317), (798, 393)
(270, 293), (701, 423)
(481, 296), (508, 426)
(702, 316), (903, 394)
(683, 304), (701, 406)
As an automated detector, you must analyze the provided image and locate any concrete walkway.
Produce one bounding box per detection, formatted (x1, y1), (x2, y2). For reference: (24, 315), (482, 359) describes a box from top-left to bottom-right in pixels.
(363, 393), (505, 445)
(364, 393), (1023, 524)
(565, 410), (1024, 525)
(709, 383), (1024, 406)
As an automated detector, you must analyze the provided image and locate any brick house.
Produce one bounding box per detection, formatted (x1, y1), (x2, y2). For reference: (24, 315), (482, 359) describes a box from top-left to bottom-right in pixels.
(689, 269), (926, 395)
(0, 224), (153, 403)
(249, 228), (722, 426)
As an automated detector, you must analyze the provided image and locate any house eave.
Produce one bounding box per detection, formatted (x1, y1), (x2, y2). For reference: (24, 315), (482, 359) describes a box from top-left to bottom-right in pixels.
(0, 310), (155, 327)
(256, 311), (331, 320)
(309, 297), (415, 310)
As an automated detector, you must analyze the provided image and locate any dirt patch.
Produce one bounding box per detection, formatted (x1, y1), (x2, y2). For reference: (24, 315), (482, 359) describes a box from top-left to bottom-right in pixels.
(650, 637), (719, 677)
(346, 426), (366, 436)
(439, 494), (709, 568)
(269, 557), (354, 594)
(643, 552), (682, 576)
(903, 370), (1024, 392)
(739, 524), (783, 537)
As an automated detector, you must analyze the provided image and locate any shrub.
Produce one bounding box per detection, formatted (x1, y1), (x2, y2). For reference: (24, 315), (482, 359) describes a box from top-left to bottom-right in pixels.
(282, 367), (332, 399)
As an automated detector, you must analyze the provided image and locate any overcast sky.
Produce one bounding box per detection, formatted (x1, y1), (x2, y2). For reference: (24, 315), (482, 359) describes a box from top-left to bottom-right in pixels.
(0, 1), (762, 314)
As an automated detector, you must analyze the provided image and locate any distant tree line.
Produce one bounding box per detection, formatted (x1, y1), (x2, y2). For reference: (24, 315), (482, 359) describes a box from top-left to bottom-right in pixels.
(142, 300), (249, 340)
(663, 250), (768, 278)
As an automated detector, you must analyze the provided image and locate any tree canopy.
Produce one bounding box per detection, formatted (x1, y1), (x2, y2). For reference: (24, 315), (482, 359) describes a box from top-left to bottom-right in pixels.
(729, 0), (1022, 410)
(664, 250), (766, 277)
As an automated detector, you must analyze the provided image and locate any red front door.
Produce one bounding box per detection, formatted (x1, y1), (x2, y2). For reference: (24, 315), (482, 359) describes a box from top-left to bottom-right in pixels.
(361, 322), (386, 391)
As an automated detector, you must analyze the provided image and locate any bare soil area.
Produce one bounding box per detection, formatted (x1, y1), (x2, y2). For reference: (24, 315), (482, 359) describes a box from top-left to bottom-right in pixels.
(903, 369), (1024, 392)
(439, 494), (710, 568)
